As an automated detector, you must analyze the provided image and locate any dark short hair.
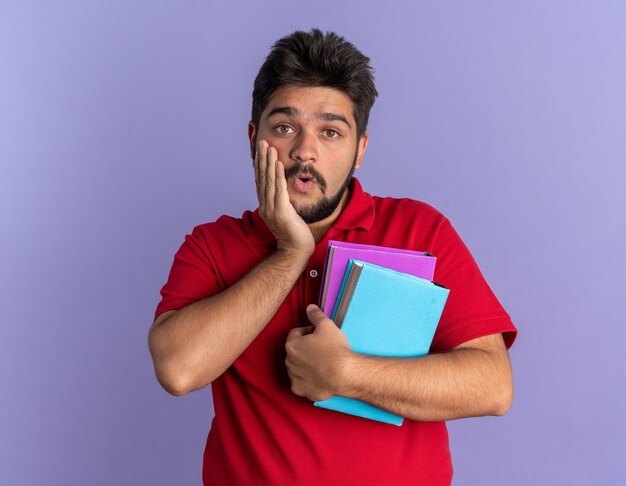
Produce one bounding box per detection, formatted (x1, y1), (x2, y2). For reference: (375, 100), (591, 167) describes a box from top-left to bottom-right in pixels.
(251, 28), (378, 140)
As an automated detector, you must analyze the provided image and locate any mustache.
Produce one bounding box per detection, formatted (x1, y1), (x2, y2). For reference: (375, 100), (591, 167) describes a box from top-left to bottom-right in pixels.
(284, 163), (327, 192)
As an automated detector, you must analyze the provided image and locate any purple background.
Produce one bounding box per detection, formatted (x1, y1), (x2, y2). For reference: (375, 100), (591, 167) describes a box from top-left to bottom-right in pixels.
(2, 1), (625, 484)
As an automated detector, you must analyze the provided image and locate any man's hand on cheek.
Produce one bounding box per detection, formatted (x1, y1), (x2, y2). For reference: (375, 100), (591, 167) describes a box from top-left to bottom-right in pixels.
(285, 304), (353, 402)
(253, 139), (315, 256)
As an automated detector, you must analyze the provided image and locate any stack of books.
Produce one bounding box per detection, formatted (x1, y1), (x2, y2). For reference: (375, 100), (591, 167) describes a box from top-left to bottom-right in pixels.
(313, 241), (450, 426)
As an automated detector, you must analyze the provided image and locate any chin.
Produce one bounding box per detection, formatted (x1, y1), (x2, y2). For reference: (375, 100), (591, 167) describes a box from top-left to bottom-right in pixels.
(289, 190), (320, 205)
(290, 198), (318, 215)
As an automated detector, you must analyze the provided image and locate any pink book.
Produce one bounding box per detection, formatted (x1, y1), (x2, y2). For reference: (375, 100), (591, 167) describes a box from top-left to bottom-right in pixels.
(317, 241), (437, 317)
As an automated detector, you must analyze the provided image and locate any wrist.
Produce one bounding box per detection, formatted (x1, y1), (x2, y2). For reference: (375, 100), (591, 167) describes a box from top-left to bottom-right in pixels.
(332, 348), (361, 398)
(275, 245), (313, 264)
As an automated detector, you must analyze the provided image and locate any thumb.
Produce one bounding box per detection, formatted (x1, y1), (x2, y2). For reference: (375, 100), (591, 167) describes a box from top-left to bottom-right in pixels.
(306, 304), (326, 326)
(306, 304), (336, 329)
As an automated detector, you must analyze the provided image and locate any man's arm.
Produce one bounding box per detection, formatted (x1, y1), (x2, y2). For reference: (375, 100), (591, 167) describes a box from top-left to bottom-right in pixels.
(149, 140), (313, 396)
(285, 305), (513, 421)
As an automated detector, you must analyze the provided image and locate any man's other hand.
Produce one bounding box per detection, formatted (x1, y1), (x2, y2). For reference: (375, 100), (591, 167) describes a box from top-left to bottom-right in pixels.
(285, 304), (353, 401)
(254, 139), (315, 256)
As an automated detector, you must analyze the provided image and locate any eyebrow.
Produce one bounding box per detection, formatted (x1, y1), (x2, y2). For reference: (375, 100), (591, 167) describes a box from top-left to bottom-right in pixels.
(266, 106), (352, 128)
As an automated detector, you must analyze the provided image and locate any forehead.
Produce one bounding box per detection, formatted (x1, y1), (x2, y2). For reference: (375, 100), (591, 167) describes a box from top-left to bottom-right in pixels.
(262, 85), (355, 125)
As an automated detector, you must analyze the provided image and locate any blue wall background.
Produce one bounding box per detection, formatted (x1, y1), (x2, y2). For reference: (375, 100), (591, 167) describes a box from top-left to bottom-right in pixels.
(1, 1), (625, 484)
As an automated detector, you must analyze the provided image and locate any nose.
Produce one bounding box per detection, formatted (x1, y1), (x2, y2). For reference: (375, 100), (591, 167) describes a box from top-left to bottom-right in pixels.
(289, 129), (318, 164)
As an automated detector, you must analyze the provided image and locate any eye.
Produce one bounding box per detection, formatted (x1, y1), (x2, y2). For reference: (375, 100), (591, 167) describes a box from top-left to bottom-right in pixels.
(324, 129), (340, 138)
(275, 125), (294, 135)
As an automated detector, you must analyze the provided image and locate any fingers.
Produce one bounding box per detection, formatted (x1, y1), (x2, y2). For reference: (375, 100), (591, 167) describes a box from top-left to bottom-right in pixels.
(254, 140), (260, 187)
(297, 325), (315, 336)
(286, 326), (306, 341)
(265, 145), (277, 213)
(255, 140), (284, 216)
(275, 159), (289, 211)
(254, 139), (267, 210)
(286, 325), (315, 343)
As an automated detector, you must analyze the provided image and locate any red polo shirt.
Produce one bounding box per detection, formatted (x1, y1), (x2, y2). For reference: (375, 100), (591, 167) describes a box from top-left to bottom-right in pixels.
(155, 177), (517, 485)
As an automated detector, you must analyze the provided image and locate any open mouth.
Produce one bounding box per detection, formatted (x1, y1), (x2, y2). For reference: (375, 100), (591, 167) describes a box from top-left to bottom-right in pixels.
(292, 175), (316, 193)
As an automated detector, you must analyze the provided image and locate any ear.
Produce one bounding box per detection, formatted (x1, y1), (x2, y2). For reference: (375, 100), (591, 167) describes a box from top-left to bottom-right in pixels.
(247, 122), (257, 160)
(354, 132), (369, 170)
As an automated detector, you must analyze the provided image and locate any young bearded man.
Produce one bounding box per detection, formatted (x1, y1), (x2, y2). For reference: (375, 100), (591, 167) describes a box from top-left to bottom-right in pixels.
(148, 28), (517, 485)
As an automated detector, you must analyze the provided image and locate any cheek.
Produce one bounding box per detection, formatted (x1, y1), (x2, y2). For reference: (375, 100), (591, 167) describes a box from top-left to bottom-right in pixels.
(262, 134), (289, 158)
(276, 147), (292, 164)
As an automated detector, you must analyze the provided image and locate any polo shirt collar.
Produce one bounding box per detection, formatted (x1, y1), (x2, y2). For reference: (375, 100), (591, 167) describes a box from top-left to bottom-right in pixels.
(247, 177), (375, 245)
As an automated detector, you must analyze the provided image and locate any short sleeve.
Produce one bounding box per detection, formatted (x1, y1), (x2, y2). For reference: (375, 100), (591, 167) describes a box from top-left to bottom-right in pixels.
(154, 226), (222, 320)
(429, 217), (517, 352)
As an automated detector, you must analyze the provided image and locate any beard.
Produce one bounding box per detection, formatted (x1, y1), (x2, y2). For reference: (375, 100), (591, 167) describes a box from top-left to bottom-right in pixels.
(285, 152), (358, 224)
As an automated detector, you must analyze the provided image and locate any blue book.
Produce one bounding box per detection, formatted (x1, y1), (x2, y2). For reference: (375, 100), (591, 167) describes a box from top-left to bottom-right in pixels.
(314, 259), (449, 426)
